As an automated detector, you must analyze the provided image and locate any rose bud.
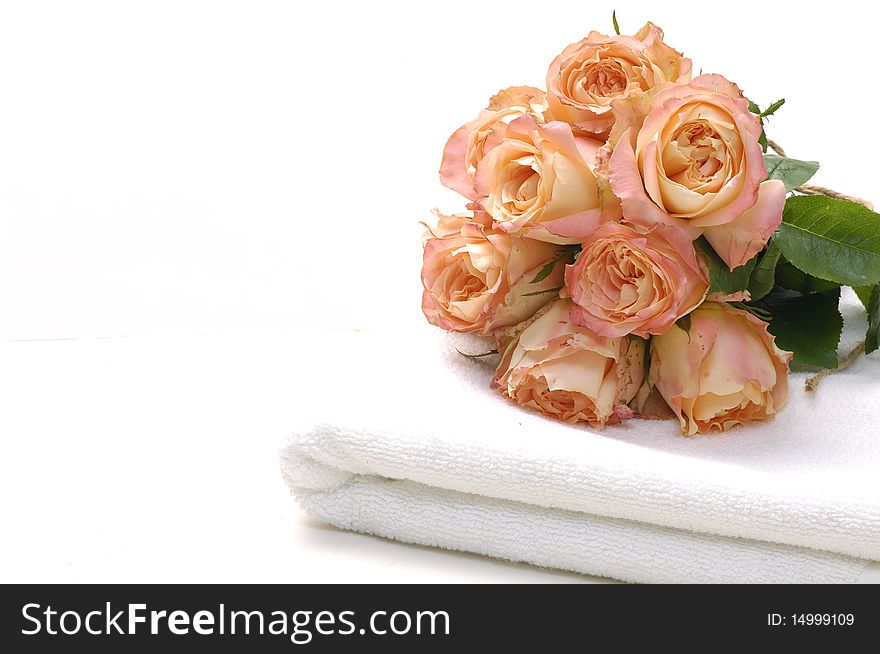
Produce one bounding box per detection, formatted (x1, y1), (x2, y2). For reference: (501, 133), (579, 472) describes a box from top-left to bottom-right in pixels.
(492, 299), (646, 427)
(647, 302), (793, 435)
(565, 222), (708, 338)
(546, 23), (691, 138)
(476, 116), (620, 244)
(421, 210), (566, 335)
(440, 86), (549, 201)
(608, 74), (786, 270)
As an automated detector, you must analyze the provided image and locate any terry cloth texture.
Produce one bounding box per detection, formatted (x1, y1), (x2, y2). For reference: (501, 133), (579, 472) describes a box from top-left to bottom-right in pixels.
(280, 291), (880, 583)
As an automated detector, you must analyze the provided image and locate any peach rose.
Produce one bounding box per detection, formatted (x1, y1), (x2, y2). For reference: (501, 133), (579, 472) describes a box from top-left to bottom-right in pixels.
(647, 302), (792, 435)
(608, 74), (786, 270)
(565, 222), (708, 338)
(546, 23), (691, 138)
(492, 299), (646, 427)
(421, 209), (566, 334)
(440, 86), (548, 200)
(476, 115), (620, 244)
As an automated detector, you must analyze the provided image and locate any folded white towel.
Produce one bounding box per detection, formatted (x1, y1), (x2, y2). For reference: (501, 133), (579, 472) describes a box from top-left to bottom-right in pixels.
(280, 290), (880, 583)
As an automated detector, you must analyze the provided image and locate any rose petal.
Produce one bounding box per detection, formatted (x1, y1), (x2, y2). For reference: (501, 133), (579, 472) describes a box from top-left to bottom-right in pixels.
(702, 179), (785, 269)
(439, 124), (478, 200)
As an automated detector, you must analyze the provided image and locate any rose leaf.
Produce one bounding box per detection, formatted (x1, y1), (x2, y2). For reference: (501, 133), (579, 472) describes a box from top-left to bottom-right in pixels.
(759, 288), (843, 372)
(763, 155), (819, 192)
(853, 285), (874, 309)
(760, 98), (785, 118)
(530, 246), (577, 284)
(695, 237), (758, 295)
(774, 259), (841, 294)
(746, 242), (781, 302)
(866, 285), (880, 355)
(772, 195), (880, 287)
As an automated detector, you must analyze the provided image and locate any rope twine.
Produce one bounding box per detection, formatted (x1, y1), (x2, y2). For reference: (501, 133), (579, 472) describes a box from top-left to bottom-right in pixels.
(804, 341), (865, 392)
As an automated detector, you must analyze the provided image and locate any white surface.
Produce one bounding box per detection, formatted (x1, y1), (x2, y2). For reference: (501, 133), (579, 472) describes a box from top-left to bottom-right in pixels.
(280, 296), (880, 583)
(0, 331), (600, 583)
(1, 0), (879, 582)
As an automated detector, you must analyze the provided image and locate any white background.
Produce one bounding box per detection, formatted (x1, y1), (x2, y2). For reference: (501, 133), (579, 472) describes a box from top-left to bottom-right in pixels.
(0, 0), (876, 582)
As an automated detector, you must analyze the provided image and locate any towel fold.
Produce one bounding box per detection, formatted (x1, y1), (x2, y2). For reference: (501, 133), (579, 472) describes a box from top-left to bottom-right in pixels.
(281, 291), (880, 583)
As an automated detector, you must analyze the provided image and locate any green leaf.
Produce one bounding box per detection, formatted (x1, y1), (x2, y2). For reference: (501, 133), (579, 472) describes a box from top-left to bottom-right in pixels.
(853, 285), (874, 309)
(530, 259), (559, 284)
(746, 98), (771, 152)
(760, 98), (785, 118)
(521, 286), (562, 298)
(612, 10), (620, 35)
(530, 247), (575, 284)
(695, 237), (758, 294)
(774, 260), (840, 294)
(772, 195), (880, 287)
(866, 285), (880, 355)
(763, 155), (819, 192)
(747, 242), (781, 301)
(760, 289), (843, 372)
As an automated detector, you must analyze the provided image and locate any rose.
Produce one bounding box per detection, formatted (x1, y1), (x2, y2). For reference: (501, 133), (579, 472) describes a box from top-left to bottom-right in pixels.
(476, 115), (620, 244)
(546, 23), (691, 138)
(492, 299), (646, 427)
(564, 222), (708, 337)
(440, 86), (549, 200)
(420, 209), (566, 334)
(646, 302), (792, 435)
(608, 74), (786, 270)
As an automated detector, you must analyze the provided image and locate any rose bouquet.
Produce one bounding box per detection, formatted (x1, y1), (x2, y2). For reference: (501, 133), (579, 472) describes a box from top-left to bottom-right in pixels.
(420, 15), (880, 436)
